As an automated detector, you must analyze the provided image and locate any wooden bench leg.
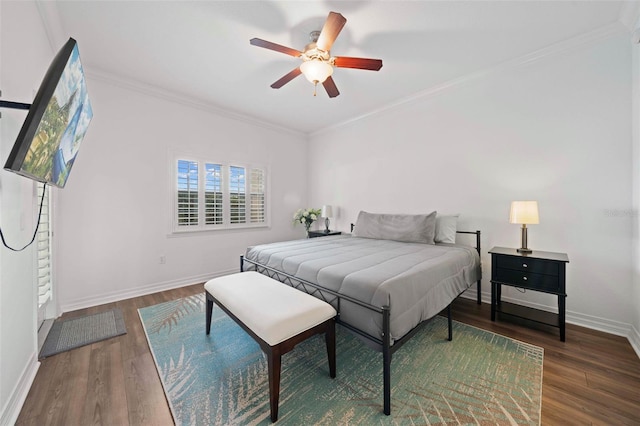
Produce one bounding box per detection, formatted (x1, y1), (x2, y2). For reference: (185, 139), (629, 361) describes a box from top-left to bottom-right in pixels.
(326, 319), (336, 378)
(267, 346), (282, 422)
(205, 292), (214, 335)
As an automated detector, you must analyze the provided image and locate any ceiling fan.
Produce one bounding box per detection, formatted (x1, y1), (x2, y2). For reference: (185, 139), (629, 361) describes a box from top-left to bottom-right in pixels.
(250, 11), (383, 98)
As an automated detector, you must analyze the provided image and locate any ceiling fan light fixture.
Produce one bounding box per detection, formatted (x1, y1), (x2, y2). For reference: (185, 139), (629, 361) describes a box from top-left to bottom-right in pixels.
(300, 60), (333, 84)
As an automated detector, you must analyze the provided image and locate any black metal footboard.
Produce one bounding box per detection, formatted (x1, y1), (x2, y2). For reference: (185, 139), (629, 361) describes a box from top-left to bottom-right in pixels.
(241, 255), (453, 416)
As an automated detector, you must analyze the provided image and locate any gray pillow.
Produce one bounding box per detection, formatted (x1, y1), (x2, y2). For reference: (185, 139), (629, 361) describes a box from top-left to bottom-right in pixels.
(353, 211), (437, 244)
(435, 214), (459, 244)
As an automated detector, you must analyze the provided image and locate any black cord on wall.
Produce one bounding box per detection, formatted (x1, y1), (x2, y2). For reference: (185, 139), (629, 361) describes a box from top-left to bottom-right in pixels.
(0, 182), (47, 252)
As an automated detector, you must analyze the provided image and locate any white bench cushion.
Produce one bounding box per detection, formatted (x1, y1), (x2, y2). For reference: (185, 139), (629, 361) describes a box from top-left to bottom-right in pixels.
(204, 271), (337, 346)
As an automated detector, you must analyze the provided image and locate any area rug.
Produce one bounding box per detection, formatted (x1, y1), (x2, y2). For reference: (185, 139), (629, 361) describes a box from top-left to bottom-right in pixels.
(139, 294), (543, 425)
(40, 308), (126, 358)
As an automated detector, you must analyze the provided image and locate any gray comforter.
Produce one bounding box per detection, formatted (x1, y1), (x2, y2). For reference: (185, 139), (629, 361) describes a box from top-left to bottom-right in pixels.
(244, 235), (481, 345)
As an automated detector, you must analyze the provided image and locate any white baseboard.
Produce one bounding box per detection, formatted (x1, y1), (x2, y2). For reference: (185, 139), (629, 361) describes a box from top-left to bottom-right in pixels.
(460, 287), (490, 304)
(629, 324), (640, 359)
(0, 352), (39, 426)
(60, 268), (237, 313)
(566, 309), (632, 337)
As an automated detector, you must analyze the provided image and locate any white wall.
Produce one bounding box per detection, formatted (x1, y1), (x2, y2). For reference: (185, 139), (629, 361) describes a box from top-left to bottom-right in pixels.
(0, 1), (54, 423)
(54, 74), (309, 311)
(631, 20), (640, 354)
(308, 30), (634, 335)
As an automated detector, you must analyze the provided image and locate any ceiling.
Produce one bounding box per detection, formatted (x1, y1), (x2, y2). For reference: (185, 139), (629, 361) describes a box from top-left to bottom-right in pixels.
(39, 1), (631, 135)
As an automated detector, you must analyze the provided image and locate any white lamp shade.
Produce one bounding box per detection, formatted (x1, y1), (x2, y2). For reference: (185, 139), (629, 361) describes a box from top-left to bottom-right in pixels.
(300, 60), (333, 83)
(321, 205), (333, 218)
(509, 201), (539, 224)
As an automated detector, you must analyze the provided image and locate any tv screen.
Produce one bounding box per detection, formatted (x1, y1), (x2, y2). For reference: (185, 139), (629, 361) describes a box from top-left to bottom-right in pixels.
(3, 37), (92, 188)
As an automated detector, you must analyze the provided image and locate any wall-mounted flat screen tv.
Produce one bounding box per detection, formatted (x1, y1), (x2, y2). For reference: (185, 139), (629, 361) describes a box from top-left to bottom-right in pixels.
(3, 37), (92, 188)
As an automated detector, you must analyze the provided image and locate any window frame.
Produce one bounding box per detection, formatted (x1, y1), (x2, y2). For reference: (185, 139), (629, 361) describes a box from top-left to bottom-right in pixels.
(172, 154), (270, 234)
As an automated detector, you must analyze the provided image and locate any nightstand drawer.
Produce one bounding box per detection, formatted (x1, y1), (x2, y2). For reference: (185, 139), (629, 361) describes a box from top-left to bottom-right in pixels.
(494, 268), (560, 292)
(496, 255), (559, 276)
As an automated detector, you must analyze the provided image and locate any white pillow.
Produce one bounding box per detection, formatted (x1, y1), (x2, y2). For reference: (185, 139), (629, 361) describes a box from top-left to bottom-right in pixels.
(353, 211), (437, 244)
(435, 214), (459, 244)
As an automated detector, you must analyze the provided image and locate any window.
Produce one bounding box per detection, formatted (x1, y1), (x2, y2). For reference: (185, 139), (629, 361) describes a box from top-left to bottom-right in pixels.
(174, 157), (268, 232)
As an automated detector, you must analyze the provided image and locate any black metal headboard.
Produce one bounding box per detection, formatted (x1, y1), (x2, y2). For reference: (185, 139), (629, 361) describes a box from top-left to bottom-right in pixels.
(349, 223), (481, 254)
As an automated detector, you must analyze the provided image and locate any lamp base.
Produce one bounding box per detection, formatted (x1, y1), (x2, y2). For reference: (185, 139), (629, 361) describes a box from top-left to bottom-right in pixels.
(324, 217), (330, 233)
(517, 224), (533, 253)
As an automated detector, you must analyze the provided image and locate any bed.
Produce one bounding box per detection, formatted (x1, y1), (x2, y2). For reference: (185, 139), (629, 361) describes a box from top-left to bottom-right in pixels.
(241, 211), (482, 415)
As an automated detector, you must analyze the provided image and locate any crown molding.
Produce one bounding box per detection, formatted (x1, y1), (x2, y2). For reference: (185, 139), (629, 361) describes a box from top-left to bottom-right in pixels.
(86, 69), (305, 137)
(310, 22), (627, 138)
(618, 0), (640, 32)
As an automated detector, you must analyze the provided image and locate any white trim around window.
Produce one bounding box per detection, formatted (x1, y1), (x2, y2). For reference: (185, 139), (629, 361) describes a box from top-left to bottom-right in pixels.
(172, 154), (270, 234)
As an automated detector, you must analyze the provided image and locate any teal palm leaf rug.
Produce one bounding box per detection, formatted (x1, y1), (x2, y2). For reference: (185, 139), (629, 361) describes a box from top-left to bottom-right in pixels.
(139, 294), (543, 425)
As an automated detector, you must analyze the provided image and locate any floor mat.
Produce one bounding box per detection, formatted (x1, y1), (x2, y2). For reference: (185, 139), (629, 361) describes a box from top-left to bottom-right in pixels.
(39, 308), (126, 358)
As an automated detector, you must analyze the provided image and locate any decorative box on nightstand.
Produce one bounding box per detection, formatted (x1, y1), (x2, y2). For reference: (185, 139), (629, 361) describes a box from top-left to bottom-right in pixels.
(308, 230), (342, 238)
(489, 246), (569, 341)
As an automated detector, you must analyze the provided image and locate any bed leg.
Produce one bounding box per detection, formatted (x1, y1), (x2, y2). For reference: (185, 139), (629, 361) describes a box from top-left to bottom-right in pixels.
(382, 306), (391, 415)
(476, 230), (481, 305)
(447, 305), (453, 341)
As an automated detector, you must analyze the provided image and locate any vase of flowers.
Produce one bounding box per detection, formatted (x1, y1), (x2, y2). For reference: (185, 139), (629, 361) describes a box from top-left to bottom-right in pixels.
(293, 208), (322, 237)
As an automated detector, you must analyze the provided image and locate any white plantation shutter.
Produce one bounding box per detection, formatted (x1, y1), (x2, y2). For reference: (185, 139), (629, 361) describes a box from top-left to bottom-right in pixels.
(205, 163), (223, 225)
(174, 157), (268, 231)
(250, 168), (265, 223)
(177, 160), (199, 226)
(229, 166), (246, 224)
(36, 183), (52, 309)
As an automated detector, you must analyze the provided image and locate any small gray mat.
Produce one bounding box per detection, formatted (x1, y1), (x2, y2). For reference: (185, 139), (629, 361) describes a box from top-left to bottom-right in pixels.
(39, 308), (126, 358)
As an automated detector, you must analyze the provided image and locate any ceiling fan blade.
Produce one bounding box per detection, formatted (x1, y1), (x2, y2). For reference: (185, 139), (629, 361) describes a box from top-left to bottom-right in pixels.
(250, 38), (302, 57)
(316, 12), (347, 52)
(322, 76), (340, 98)
(270, 67), (302, 89)
(333, 56), (383, 71)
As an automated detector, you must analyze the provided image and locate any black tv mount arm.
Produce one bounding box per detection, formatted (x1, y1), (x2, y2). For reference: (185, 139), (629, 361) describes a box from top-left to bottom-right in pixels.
(0, 100), (31, 110)
(0, 89), (32, 113)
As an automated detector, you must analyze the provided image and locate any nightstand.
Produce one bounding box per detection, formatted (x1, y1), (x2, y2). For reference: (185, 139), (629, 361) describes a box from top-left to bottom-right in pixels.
(308, 230), (342, 238)
(489, 246), (569, 341)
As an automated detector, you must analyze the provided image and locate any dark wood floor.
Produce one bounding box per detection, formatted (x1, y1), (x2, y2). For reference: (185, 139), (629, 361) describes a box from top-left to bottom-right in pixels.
(16, 284), (640, 425)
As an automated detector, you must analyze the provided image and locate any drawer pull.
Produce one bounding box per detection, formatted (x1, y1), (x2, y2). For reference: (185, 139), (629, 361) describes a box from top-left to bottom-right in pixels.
(522, 263), (528, 268)
(523, 276), (528, 281)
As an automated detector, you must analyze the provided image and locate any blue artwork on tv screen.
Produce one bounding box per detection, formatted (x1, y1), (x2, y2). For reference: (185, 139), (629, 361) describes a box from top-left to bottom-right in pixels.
(4, 38), (93, 188)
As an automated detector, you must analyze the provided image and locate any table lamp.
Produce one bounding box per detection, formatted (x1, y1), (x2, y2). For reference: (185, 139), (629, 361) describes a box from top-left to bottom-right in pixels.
(321, 205), (333, 233)
(509, 201), (539, 253)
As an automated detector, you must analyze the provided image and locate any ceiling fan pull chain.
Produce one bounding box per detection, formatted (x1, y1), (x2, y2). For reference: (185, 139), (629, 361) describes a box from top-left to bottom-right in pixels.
(313, 81), (318, 97)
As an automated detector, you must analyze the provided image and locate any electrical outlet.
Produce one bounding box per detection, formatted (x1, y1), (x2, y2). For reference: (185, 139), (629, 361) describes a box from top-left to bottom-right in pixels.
(159, 255), (166, 264)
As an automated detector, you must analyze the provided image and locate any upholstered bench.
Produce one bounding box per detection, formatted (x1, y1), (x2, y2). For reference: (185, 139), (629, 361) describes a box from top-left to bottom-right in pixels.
(204, 271), (337, 422)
